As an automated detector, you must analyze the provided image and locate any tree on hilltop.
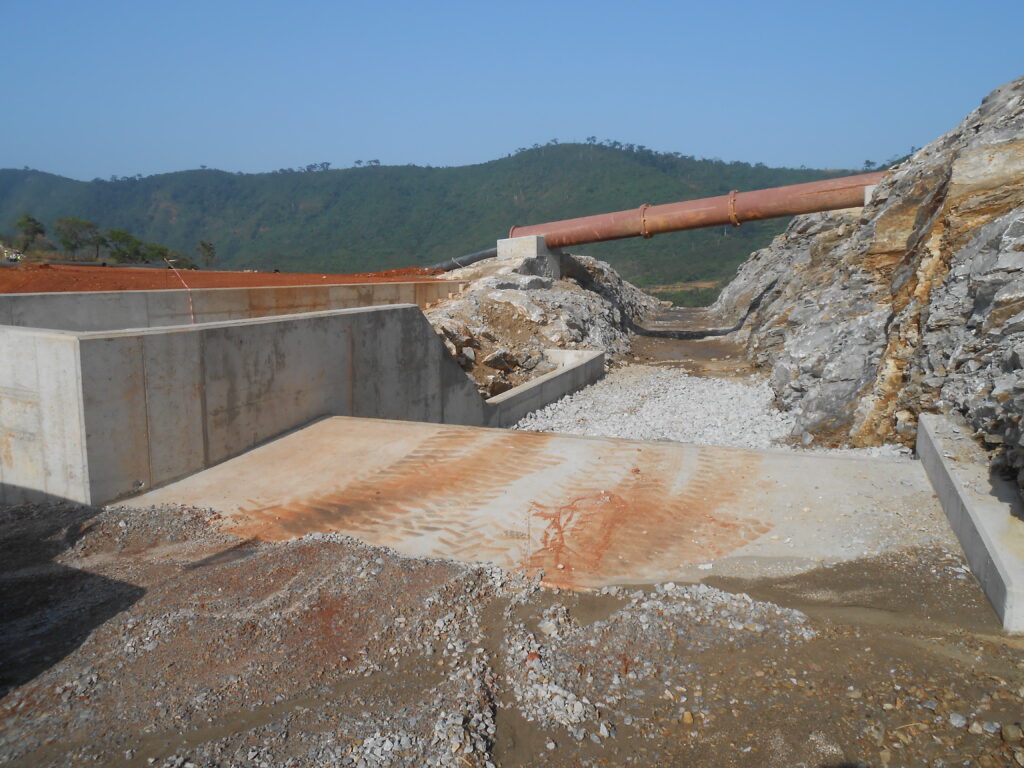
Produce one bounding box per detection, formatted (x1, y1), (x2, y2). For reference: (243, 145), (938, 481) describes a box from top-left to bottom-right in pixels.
(197, 240), (217, 268)
(13, 213), (45, 251)
(106, 229), (143, 262)
(54, 217), (99, 259)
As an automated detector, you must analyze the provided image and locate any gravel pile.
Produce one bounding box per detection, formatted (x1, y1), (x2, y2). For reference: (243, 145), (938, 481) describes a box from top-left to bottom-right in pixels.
(506, 582), (817, 744)
(516, 364), (911, 457)
(516, 365), (795, 450)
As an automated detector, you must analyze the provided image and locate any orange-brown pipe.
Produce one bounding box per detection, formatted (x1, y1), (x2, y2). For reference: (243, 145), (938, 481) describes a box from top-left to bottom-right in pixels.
(508, 171), (885, 248)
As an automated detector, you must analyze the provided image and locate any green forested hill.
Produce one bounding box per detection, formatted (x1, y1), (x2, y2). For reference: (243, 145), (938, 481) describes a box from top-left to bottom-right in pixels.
(0, 144), (853, 287)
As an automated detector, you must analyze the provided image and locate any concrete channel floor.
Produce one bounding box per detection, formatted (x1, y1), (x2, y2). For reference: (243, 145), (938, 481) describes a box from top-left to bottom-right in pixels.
(131, 415), (953, 589)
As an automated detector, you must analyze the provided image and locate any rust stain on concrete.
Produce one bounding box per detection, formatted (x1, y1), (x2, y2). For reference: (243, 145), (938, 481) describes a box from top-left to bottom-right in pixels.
(228, 428), (556, 543)
(525, 443), (769, 588)
(226, 424), (769, 589)
(135, 417), (809, 589)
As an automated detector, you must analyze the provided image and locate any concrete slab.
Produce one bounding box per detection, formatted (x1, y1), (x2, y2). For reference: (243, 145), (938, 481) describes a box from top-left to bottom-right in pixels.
(131, 416), (952, 589)
(917, 413), (1024, 632)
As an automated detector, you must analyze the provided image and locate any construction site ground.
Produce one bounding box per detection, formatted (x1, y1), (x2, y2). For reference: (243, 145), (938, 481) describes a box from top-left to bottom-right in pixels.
(3, 335), (1024, 767)
(0, 263), (442, 294)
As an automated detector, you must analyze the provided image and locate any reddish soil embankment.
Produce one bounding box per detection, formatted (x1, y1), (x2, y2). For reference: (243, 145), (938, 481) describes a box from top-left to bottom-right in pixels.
(0, 264), (444, 294)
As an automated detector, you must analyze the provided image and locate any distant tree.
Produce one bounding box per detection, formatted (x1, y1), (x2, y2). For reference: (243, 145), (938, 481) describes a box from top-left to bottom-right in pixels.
(863, 159), (876, 170)
(141, 243), (194, 268)
(53, 217), (98, 258)
(14, 213), (45, 250)
(354, 160), (363, 167)
(366, 159), (380, 167)
(318, 162), (331, 171)
(197, 240), (217, 268)
(200, 165), (208, 169)
(106, 229), (144, 262)
(86, 229), (108, 261)
(585, 136), (597, 144)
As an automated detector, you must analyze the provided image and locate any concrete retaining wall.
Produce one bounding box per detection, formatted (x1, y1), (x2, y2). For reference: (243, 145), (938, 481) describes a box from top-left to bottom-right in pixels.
(0, 327), (88, 504)
(0, 281), (465, 332)
(917, 413), (1024, 632)
(1, 305), (604, 505)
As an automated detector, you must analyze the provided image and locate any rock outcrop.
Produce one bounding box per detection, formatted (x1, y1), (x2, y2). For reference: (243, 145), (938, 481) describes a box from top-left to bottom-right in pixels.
(714, 77), (1024, 487)
(426, 249), (658, 396)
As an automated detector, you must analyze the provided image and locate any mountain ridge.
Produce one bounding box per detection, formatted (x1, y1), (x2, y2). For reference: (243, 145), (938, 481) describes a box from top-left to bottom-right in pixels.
(0, 144), (856, 287)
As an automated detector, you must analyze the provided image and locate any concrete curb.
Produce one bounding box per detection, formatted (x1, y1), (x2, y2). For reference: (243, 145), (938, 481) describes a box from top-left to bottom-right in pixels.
(917, 413), (1024, 632)
(486, 349), (604, 428)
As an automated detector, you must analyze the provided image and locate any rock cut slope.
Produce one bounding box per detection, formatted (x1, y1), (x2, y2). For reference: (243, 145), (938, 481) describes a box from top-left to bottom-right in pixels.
(713, 77), (1024, 490)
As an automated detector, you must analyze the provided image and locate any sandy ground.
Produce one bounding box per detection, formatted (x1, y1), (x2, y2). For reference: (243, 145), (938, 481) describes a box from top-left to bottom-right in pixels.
(0, 264), (443, 294)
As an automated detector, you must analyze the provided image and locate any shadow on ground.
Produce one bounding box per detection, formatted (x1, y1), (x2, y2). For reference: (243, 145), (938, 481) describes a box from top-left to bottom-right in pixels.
(0, 500), (144, 697)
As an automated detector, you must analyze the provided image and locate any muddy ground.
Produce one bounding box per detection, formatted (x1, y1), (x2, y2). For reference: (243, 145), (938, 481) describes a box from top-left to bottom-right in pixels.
(622, 335), (756, 380)
(2, 501), (1022, 768)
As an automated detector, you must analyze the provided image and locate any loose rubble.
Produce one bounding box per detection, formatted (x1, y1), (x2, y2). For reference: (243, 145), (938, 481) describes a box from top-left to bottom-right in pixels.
(2, 502), (1022, 767)
(426, 250), (657, 396)
(516, 364), (910, 457)
(516, 365), (794, 449)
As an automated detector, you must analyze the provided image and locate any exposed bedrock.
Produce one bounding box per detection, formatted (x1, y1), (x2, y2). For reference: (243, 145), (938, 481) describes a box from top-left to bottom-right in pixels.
(713, 77), (1024, 487)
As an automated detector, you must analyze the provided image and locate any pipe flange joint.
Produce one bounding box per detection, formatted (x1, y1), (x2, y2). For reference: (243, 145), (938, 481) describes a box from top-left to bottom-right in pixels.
(639, 203), (652, 238)
(727, 190), (741, 227)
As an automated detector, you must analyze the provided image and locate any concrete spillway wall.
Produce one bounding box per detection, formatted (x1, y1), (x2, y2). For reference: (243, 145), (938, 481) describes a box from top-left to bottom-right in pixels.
(0, 281), (466, 332)
(1, 303), (603, 505)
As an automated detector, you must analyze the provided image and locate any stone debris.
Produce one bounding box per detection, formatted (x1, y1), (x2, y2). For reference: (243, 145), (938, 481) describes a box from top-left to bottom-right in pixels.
(427, 249), (657, 396)
(505, 583), (816, 741)
(7, 501), (1019, 766)
(516, 363), (909, 457)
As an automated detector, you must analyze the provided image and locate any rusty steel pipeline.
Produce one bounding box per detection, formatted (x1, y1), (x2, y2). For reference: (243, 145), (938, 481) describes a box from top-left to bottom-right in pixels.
(508, 171), (885, 249)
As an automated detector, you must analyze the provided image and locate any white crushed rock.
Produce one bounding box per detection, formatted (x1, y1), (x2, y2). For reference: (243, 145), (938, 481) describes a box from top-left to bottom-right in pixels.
(516, 364), (911, 458)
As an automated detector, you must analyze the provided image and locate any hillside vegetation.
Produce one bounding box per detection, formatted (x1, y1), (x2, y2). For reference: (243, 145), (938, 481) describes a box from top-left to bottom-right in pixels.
(0, 143), (856, 289)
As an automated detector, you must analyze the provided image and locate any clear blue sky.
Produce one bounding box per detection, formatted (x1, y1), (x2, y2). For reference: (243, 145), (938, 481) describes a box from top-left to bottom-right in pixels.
(3, 0), (1021, 180)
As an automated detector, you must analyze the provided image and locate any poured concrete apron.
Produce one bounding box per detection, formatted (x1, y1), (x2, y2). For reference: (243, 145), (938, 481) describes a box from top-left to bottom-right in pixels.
(131, 416), (947, 589)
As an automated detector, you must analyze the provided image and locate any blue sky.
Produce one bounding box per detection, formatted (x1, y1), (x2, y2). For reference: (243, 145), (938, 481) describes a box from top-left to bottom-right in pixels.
(3, 0), (1022, 180)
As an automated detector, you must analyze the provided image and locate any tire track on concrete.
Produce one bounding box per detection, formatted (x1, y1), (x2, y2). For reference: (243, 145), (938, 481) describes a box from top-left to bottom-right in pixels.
(229, 429), (556, 551)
